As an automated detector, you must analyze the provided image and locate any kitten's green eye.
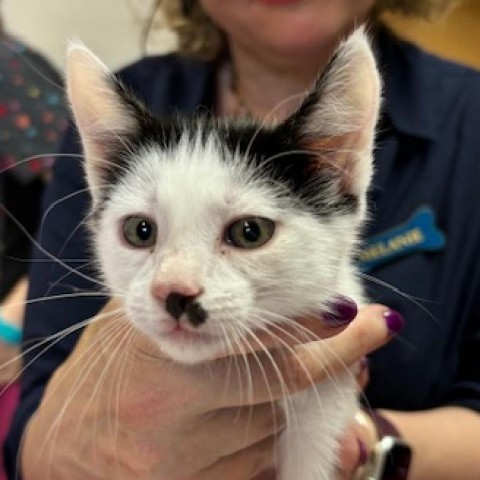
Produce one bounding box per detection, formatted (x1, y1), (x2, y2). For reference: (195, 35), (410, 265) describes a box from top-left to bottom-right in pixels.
(123, 216), (157, 248)
(225, 217), (275, 249)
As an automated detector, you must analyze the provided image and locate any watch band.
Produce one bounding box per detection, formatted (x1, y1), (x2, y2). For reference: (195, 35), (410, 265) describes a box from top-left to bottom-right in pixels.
(363, 411), (412, 480)
(369, 409), (401, 439)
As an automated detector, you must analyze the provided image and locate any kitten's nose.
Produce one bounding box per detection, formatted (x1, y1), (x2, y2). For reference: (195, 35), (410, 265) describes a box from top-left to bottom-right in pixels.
(151, 280), (206, 326)
(165, 292), (207, 327)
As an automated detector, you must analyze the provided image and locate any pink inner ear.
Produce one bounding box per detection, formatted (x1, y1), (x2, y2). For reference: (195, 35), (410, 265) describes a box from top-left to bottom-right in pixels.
(302, 132), (361, 195)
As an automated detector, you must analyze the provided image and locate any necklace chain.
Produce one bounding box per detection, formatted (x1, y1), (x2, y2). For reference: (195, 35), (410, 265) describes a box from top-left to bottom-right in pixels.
(218, 60), (253, 119)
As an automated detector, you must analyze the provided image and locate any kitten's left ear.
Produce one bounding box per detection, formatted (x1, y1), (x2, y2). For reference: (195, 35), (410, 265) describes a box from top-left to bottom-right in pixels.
(281, 28), (381, 197)
(66, 42), (149, 201)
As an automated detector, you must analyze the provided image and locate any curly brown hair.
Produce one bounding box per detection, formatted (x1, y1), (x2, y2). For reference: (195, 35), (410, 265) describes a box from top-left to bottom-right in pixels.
(160, 0), (459, 61)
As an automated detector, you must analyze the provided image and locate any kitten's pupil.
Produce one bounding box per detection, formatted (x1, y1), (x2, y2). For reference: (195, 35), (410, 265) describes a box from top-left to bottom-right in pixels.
(123, 216), (156, 248)
(225, 217), (275, 249)
(137, 221), (152, 241)
(243, 221), (261, 242)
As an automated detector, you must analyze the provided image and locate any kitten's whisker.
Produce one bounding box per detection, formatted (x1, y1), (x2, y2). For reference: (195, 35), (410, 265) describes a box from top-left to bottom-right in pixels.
(248, 320), (327, 414)
(357, 271), (439, 325)
(262, 149), (314, 165)
(0, 153), (81, 178)
(39, 154), (131, 238)
(247, 306), (350, 393)
(0, 203), (107, 290)
(243, 91), (307, 160)
(75, 320), (129, 440)
(22, 306), (124, 351)
(44, 318), (127, 466)
(229, 328), (262, 442)
(218, 323), (237, 400)
(44, 262), (100, 298)
(39, 318), (124, 465)
(239, 325), (304, 452)
(228, 331), (252, 422)
(2, 257), (89, 264)
(0, 308), (124, 396)
(255, 313), (357, 400)
(3, 291), (119, 310)
(237, 326), (286, 441)
(248, 308), (320, 344)
(105, 326), (135, 466)
(0, 41), (64, 90)
(222, 327), (246, 414)
(39, 186), (93, 241)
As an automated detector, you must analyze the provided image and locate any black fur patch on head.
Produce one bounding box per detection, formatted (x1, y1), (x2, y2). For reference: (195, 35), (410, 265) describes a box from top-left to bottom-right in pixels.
(91, 78), (187, 206)
(214, 120), (358, 217)
(95, 75), (357, 218)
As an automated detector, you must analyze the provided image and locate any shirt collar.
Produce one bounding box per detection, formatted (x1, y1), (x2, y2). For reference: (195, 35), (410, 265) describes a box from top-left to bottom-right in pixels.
(376, 27), (443, 142)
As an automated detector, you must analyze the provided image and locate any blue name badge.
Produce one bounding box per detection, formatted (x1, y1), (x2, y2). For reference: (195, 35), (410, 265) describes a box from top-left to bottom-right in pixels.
(358, 206), (446, 273)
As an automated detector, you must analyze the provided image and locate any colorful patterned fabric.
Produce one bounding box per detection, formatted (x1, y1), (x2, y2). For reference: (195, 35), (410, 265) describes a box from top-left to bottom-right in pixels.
(0, 36), (66, 297)
(0, 37), (66, 184)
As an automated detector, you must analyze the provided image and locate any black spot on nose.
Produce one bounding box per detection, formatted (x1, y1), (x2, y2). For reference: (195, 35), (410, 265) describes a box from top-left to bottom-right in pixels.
(165, 293), (208, 327)
(186, 302), (208, 327)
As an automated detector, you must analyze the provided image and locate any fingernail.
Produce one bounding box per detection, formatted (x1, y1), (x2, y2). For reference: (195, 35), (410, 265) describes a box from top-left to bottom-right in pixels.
(323, 295), (358, 326)
(384, 310), (404, 334)
(357, 439), (368, 466)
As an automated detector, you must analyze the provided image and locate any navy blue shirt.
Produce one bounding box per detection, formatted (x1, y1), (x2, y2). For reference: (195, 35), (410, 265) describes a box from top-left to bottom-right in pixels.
(5, 28), (480, 476)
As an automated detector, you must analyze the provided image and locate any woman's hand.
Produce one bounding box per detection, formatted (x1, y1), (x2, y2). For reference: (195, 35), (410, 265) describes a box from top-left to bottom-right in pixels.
(0, 342), (21, 386)
(335, 305), (405, 480)
(336, 410), (378, 480)
(21, 300), (395, 480)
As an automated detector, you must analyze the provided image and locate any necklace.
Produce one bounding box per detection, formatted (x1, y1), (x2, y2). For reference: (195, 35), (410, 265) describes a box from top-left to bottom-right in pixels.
(217, 60), (253, 119)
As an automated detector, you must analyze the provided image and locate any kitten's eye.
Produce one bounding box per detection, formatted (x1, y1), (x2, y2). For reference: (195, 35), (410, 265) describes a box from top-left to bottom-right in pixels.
(123, 216), (157, 248)
(225, 217), (275, 249)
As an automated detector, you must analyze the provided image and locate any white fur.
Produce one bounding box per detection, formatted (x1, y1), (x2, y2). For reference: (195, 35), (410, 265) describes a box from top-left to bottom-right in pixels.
(94, 134), (365, 479)
(68, 29), (380, 480)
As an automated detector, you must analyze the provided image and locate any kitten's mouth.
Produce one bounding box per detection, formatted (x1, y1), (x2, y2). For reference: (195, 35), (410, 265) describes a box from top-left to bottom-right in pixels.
(154, 322), (224, 364)
(161, 324), (218, 343)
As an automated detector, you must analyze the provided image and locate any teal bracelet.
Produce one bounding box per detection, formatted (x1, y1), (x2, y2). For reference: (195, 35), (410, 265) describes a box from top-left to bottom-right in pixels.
(0, 314), (21, 345)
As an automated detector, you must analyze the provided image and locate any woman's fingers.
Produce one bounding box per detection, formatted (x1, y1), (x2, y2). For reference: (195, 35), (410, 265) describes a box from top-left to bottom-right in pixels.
(336, 410), (379, 480)
(225, 296), (359, 356)
(212, 304), (401, 408)
(289, 304), (401, 387)
(91, 301), (400, 412)
(195, 403), (285, 460)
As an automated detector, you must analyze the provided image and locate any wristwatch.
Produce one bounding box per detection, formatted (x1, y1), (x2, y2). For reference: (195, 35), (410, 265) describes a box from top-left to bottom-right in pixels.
(362, 410), (413, 480)
(364, 435), (412, 480)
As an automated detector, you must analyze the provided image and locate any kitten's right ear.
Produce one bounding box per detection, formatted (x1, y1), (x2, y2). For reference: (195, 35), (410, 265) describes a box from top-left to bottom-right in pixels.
(66, 42), (145, 201)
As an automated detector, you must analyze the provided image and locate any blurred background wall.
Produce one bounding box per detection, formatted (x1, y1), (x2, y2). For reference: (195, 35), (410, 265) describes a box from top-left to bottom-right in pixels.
(2, 0), (480, 71)
(2, 0), (176, 71)
(383, 0), (480, 69)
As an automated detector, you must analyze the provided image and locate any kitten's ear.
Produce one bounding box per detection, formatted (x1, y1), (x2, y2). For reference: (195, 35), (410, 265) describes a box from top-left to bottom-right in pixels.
(283, 28), (381, 197)
(66, 42), (146, 201)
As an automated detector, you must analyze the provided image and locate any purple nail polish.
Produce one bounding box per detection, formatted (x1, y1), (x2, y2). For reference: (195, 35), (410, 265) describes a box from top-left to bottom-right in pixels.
(384, 310), (404, 334)
(357, 439), (368, 466)
(323, 295), (358, 325)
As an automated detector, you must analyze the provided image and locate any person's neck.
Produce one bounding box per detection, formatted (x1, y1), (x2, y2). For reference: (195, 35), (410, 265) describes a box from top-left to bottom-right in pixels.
(228, 42), (333, 123)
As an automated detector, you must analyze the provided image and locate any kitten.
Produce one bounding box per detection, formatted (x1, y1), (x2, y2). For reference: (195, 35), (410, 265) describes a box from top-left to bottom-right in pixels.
(66, 28), (380, 480)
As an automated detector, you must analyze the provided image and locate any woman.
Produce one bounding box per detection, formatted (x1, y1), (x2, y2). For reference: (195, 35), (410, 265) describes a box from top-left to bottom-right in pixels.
(6, 1), (480, 479)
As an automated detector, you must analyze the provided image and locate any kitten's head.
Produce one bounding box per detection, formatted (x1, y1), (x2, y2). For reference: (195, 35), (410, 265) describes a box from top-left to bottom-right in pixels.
(66, 30), (380, 363)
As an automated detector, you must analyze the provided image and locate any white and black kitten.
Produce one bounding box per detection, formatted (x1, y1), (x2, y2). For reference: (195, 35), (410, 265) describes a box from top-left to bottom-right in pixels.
(66, 28), (380, 480)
